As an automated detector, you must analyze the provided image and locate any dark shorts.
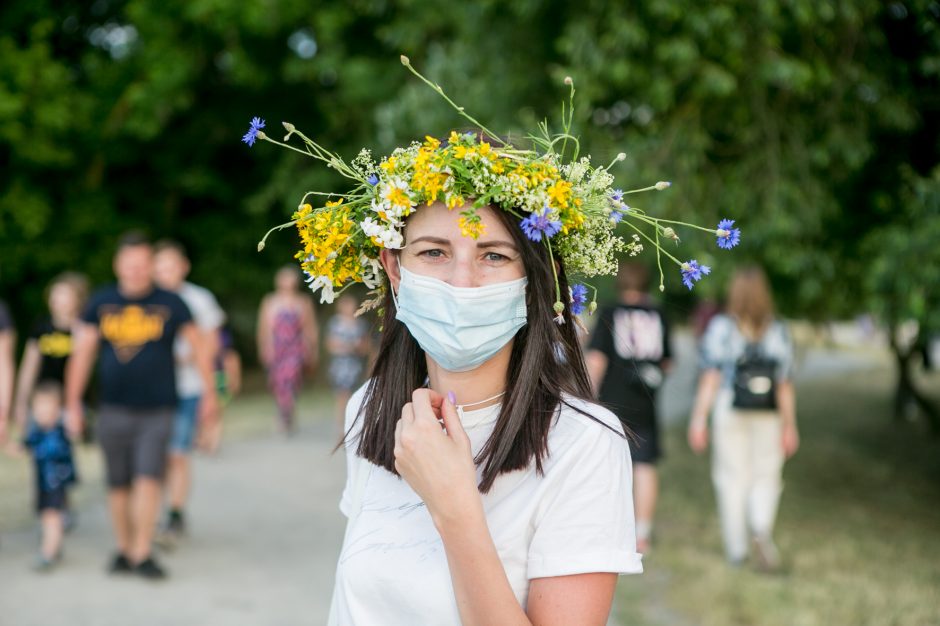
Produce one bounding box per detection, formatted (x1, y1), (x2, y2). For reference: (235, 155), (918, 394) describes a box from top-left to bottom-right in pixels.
(37, 488), (68, 513)
(608, 390), (662, 465)
(97, 404), (174, 488)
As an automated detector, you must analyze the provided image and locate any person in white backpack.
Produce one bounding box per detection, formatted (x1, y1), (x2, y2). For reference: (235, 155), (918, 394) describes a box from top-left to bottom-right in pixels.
(687, 266), (799, 572)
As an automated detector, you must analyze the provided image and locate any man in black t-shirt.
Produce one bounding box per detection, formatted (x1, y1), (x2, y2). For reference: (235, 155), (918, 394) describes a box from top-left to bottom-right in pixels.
(65, 232), (219, 580)
(0, 299), (14, 446)
(586, 262), (671, 553)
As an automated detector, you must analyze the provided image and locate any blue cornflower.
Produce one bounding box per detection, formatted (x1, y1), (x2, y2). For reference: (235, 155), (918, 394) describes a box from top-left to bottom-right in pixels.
(570, 284), (589, 315)
(610, 189), (624, 203)
(520, 207), (563, 242)
(716, 219), (741, 250)
(367, 174), (379, 186)
(241, 117), (266, 147)
(680, 260), (711, 290)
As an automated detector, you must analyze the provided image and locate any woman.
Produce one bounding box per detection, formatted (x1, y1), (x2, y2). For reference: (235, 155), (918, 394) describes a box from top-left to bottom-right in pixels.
(687, 266), (799, 571)
(247, 61), (737, 622)
(256, 266), (318, 434)
(330, 201), (642, 625)
(13, 272), (89, 435)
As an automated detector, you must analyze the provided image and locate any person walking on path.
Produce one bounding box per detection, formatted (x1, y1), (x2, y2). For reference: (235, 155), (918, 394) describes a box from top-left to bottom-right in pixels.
(19, 381), (78, 571)
(325, 294), (370, 434)
(152, 240), (226, 546)
(0, 299), (14, 448)
(256, 266), (318, 435)
(586, 262), (672, 553)
(687, 265), (799, 571)
(13, 272), (89, 439)
(65, 232), (218, 579)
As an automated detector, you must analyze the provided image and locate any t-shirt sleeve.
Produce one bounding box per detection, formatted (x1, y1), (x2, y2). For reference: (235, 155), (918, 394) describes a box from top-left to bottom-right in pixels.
(587, 307), (615, 357)
(770, 322), (795, 381)
(699, 314), (730, 370)
(527, 414), (643, 579)
(193, 288), (226, 331)
(170, 293), (194, 326)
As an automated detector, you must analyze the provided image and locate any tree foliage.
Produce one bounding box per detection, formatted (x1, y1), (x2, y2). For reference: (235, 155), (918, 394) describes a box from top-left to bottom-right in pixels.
(1, 0), (937, 371)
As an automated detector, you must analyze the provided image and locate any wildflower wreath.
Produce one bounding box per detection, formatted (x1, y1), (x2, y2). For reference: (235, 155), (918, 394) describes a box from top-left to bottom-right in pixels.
(245, 56), (740, 320)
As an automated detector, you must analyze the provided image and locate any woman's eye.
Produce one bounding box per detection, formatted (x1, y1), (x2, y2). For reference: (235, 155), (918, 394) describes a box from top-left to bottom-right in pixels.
(419, 248), (445, 258)
(484, 252), (508, 262)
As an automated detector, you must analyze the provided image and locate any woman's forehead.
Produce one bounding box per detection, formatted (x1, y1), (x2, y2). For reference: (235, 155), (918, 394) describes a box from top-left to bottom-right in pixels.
(405, 203), (511, 242)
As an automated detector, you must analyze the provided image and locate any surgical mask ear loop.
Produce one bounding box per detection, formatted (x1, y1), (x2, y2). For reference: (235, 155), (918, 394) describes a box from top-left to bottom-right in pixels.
(389, 255), (402, 311)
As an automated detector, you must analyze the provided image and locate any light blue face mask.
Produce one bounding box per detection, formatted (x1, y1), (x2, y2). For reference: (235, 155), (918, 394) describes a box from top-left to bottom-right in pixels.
(392, 265), (528, 372)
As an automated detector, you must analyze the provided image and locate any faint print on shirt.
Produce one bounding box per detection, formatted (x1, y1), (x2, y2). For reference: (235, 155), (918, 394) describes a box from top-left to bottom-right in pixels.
(613, 309), (664, 361)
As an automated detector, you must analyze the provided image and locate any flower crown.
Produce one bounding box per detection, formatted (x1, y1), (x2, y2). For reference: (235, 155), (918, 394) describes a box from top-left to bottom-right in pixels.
(247, 56), (740, 321)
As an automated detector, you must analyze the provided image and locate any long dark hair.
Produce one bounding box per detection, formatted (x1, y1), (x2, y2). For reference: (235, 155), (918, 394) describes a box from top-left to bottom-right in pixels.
(351, 208), (614, 493)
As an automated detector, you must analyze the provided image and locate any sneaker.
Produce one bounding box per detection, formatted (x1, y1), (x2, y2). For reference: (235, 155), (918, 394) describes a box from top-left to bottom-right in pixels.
(108, 552), (133, 575)
(34, 555), (56, 573)
(154, 511), (186, 551)
(167, 510), (186, 535)
(752, 536), (782, 573)
(134, 556), (167, 580)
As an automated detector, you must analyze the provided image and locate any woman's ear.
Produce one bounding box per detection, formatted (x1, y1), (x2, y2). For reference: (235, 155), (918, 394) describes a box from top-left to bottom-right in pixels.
(380, 249), (401, 292)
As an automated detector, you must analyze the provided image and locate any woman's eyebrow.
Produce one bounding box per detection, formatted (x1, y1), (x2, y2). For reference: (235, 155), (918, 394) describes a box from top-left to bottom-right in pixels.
(409, 236), (451, 246)
(477, 240), (518, 251)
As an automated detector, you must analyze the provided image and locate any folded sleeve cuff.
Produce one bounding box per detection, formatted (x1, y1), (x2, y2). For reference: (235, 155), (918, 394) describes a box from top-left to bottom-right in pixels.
(528, 550), (644, 580)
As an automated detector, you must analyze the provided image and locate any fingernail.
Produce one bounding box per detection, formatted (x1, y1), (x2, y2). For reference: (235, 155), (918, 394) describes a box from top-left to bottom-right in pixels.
(447, 391), (456, 405)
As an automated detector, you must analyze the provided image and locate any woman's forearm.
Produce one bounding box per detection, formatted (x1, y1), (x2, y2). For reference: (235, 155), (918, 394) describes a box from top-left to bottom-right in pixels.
(434, 503), (532, 626)
(690, 368), (722, 423)
(776, 380), (797, 425)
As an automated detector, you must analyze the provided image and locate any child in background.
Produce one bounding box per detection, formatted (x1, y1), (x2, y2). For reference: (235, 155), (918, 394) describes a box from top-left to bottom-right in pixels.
(21, 381), (77, 571)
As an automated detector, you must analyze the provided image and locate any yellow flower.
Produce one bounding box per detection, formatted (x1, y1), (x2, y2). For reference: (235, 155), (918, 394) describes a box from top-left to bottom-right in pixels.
(325, 198), (345, 208)
(458, 215), (486, 239)
(385, 185), (412, 208)
(380, 157), (398, 172)
(547, 179), (572, 208)
(423, 135), (441, 150)
(453, 145), (474, 160)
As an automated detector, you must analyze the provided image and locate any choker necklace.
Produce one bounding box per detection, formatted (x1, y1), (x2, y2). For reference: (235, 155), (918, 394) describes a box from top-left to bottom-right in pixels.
(457, 391), (506, 410)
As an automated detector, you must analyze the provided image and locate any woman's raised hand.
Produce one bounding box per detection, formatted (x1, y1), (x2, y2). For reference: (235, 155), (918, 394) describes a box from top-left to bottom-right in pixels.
(394, 388), (480, 525)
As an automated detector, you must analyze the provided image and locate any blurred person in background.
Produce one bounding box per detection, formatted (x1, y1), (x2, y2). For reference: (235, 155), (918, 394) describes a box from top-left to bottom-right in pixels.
(687, 265), (799, 572)
(13, 272), (89, 439)
(152, 240), (226, 546)
(256, 265), (318, 435)
(0, 298), (14, 448)
(65, 231), (218, 579)
(325, 293), (371, 435)
(19, 381), (77, 571)
(586, 262), (672, 553)
(12, 272), (89, 529)
(200, 322), (242, 454)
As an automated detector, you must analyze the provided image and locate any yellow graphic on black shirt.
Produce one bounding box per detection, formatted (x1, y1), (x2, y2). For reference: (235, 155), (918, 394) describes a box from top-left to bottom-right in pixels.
(99, 305), (169, 363)
(38, 332), (72, 358)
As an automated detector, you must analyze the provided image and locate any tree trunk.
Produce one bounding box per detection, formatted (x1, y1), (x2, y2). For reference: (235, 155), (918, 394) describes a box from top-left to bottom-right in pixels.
(890, 325), (940, 435)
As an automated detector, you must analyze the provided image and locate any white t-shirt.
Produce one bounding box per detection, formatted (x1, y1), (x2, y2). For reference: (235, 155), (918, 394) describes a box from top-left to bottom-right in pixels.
(329, 383), (643, 625)
(174, 282), (225, 398)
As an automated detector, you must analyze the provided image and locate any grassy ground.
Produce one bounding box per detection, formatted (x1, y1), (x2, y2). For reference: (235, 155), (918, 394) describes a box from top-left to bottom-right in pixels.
(616, 367), (940, 626)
